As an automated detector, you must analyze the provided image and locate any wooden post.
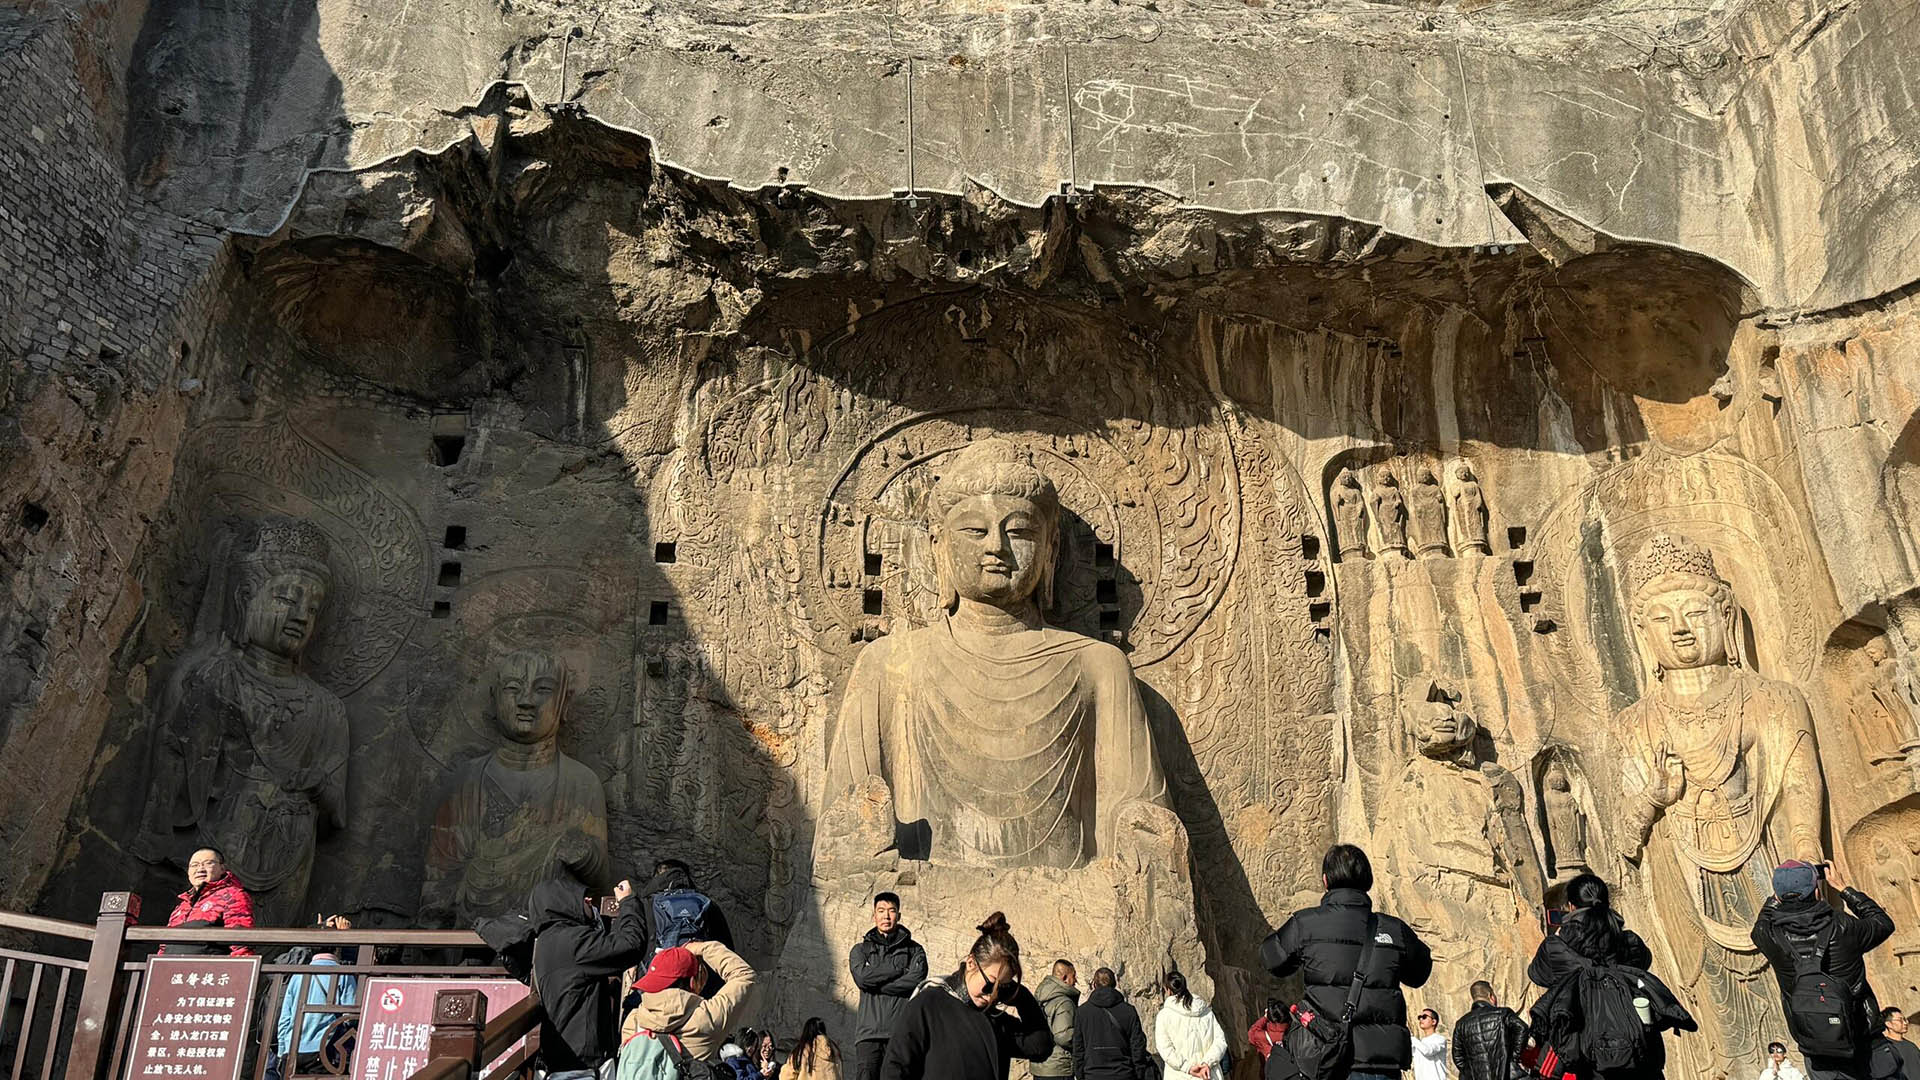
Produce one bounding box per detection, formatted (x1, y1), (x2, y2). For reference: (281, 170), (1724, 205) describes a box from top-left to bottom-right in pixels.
(428, 988), (490, 1078)
(64, 891), (140, 1080)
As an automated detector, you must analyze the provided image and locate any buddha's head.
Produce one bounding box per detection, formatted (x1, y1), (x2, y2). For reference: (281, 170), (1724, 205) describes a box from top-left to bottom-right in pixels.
(491, 649), (572, 745)
(229, 518), (332, 661)
(1406, 680), (1478, 759)
(928, 440), (1061, 613)
(1628, 533), (1738, 678)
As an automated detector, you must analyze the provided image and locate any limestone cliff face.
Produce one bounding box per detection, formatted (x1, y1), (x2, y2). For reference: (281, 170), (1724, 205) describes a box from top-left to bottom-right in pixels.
(4, 1), (1920, 1076)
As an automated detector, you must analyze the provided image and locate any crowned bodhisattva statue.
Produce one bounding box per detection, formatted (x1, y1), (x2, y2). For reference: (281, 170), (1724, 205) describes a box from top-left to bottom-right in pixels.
(1617, 533), (1827, 1075)
(824, 440), (1169, 869)
(143, 518), (350, 924)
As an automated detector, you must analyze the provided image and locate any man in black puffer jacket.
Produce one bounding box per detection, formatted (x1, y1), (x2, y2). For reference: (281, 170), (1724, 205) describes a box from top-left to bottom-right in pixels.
(1261, 845), (1434, 1079)
(1072, 968), (1153, 1080)
(1752, 860), (1897, 1080)
(528, 876), (646, 1078)
(1450, 982), (1530, 1080)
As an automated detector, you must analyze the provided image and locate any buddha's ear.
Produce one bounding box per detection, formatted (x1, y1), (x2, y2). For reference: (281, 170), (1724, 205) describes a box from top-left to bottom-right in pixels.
(931, 527), (957, 612)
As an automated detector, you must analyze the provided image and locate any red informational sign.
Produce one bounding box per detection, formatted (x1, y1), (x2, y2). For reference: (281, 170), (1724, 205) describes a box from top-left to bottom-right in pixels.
(349, 979), (530, 1080)
(127, 955), (262, 1080)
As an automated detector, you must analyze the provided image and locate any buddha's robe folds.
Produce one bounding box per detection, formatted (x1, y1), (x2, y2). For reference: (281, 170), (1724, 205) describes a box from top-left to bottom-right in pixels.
(827, 616), (1166, 869)
(421, 752), (611, 924)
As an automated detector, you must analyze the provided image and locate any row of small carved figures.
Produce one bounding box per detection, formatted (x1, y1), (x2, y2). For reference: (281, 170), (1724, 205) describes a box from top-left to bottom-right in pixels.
(1328, 459), (1492, 560)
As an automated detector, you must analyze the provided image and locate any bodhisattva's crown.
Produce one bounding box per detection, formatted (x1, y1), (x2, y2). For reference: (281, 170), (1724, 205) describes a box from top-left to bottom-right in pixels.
(236, 519), (332, 576)
(1627, 532), (1724, 598)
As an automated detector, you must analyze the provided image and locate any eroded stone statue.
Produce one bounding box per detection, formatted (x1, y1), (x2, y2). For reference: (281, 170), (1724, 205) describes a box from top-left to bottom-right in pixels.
(1617, 533), (1827, 1074)
(1449, 463), (1490, 554)
(1407, 464), (1450, 558)
(1332, 467), (1371, 559)
(1376, 680), (1542, 1009)
(1371, 467), (1409, 556)
(142, 518), (349, 924)
(421, 649), (612, 925)
(1540, 759), (1589, 876)
(825, 439), (1168, 868)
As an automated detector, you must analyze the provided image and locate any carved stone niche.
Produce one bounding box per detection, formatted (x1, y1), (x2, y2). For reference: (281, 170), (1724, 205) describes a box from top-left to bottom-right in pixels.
(1323, 450), (1491, 565)
(1531, 748), (1595, 880)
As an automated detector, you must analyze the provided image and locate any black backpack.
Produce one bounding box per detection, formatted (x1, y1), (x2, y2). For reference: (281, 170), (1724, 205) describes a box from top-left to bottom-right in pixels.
(1784, 922), (1864, 1059)
(1267, 915), (1380, 1080)
(1575, 967), (1648, 1074)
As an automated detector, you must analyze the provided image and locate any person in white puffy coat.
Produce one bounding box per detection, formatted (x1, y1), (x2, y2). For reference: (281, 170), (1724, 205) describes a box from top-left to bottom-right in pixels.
(1152, 973), (1228, 1080)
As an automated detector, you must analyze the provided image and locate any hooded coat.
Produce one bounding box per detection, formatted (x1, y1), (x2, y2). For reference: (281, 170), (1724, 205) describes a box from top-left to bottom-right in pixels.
(1152, 997), (1228, 1080)
(620, 938), (758, 1062)
(1074, 987), (1153, 1080)
(1032, 976), (1082, 1077)
(878, 973), (1053, 1080)
(1527, 907), (1694, 1080)
(529, 879), (648, 1072)
(850, 926), (929, 1044)
(1751, 886), (1895, 1045)
(1259, 888), (1435, 1073)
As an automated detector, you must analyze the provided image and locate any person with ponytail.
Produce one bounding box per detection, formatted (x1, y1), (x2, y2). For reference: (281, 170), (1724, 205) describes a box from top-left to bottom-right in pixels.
(1152, 971), (1228, 1080)
(1527, 873), (1694, 1080)
(878, 912), (1053, 1080)
(779, 1018), (843, 1080)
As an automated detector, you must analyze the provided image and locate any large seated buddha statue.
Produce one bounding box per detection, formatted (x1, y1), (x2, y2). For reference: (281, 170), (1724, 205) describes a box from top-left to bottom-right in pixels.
(791, 439), (1202, 1016)
(824, 439), (1169, 869)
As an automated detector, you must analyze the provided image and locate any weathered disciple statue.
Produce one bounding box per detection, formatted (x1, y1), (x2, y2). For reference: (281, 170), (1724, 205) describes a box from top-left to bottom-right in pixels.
(421, 649), (612, 925)
(1617, 533), (1826, 1074)
(143, 518), (349, 924)
(825, 439), (1168, 869)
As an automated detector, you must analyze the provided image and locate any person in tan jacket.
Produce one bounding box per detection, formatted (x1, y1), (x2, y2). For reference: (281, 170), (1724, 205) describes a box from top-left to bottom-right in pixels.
(621, 938), (758, 1062)
(779, 1019), (842, 1080)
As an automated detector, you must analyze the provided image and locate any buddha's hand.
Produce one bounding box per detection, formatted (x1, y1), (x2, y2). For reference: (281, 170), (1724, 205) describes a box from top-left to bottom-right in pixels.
(1647, 746), (1686, 809)
(816, 776), (900, 877)
(555, 831), (598, 874)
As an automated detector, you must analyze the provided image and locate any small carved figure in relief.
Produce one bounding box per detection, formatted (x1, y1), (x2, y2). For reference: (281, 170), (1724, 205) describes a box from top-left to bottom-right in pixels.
(1407, 464), (1450, 558)
(824, 439), (1168, 869)
(1845, 636), (1920, 783)
(1616, 533), (1827, 1075)
(421, 649), (612, 925)
(142, 518), (350, 925)
(1331, 468), (1370, 559)
(1540, 759), (1589, 877)
(1449, 463), (1490, 554)
(1370, 467), (1409, 556)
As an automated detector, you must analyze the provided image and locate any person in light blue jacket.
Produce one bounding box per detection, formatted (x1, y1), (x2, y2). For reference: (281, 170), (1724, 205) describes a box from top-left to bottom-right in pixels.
(274, 916), (359, 1078)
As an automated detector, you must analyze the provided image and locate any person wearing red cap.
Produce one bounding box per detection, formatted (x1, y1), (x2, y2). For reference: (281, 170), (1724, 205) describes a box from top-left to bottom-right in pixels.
(621, 937), (758, 1062)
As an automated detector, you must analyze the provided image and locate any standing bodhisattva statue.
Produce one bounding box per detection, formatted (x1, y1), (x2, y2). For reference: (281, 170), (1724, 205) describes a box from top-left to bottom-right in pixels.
(143, 518), (349, 924)
(420, 649), (612, 925)
(825, 440), (1168, 869)
(1617, 533), (1827, 1075)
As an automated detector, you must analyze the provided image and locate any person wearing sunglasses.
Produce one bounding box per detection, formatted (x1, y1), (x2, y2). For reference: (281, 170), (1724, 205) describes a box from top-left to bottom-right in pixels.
(878, 912), (1052, 1079)
(1412, 1009), (1449, 1080)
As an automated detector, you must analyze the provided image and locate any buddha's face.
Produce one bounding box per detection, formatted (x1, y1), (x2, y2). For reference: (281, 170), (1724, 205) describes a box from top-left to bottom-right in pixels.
(493, 656), (566, 744)
(241, 569), (327, 659)
(1637, 586), (1729, 672)
(936, 493), (1051, 608)
(1410, 701), (1477, 757)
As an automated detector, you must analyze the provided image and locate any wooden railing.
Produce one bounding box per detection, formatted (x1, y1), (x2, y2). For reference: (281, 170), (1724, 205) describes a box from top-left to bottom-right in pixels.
(0, 893), (534, 1080)
(408, 994), (542, 1080)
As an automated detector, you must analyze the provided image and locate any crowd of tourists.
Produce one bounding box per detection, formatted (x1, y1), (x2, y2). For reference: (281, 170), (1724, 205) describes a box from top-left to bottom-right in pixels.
(158, 842), (1913, 1080)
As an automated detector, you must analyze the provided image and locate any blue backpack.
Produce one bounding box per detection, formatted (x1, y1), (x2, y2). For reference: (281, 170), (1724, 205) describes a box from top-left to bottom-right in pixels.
(650, 889), (713, 951)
